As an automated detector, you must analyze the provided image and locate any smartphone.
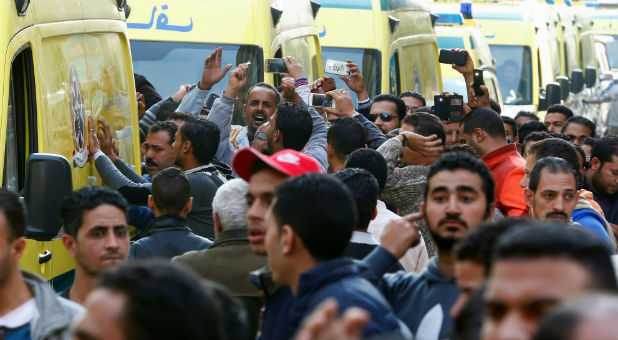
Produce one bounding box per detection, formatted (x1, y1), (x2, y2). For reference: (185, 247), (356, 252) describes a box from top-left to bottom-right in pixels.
(434, 94), (464, 121)
(205, 92), (220, 109)
(308, 93), (335, 108)
(473, 69), (485, 96)
(324, 59), (348, 76)
(438, 49), (467, 66)
(265, 58), (288, 73)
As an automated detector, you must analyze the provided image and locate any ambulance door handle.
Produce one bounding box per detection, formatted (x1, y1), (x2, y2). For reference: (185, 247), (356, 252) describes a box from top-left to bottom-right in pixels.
(38, 250), (52, 264)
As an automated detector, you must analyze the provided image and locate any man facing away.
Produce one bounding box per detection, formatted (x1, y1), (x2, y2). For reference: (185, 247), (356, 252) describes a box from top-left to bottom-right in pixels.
(130, 167), (212, 259)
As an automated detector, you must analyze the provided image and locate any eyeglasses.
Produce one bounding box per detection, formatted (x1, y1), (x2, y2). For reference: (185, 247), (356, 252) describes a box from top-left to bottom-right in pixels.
(255, 131), (267, 141)
(369, 112), (396, 122)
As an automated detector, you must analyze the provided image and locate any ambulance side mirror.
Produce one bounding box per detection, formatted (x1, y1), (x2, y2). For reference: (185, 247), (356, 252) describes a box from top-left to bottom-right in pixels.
(546, 82), (562, 107)
(585, 66), (596, 88)
(571, 69), (584, 93)
(24, 154), (73, 241)
(556, 76), (570, 100)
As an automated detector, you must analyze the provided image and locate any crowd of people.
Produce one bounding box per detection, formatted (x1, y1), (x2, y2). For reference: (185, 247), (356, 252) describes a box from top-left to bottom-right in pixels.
(1, 47), (617, 340)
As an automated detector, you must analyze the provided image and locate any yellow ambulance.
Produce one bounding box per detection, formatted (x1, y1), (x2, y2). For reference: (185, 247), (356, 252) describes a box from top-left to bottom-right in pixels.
(1, 0), (141, 288)
(126, 0), (324, 123)
(314, 0), (442, 104)
(587, 1), (617, 74)
(430, 4), (503, 107)
(469, 0), (559, 116)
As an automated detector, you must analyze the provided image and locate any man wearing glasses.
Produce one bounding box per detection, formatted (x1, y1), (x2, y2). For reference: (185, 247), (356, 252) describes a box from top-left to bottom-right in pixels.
(368, 94), (407, 134)
(400, 91), (426, 115)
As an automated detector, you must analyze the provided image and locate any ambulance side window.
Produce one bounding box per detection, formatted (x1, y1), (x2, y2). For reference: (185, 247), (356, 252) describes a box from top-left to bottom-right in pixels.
(389, 51), (401, 95)
(3, 47), (37, 192)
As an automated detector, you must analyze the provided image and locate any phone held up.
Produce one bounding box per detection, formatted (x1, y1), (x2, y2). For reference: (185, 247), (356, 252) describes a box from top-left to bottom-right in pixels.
(308, 93), (335, 108)
(438, 49), (467, 67)
(265, 58), (288, 73)
(473, 69), (485, 96)
(434, 94), (464, 122)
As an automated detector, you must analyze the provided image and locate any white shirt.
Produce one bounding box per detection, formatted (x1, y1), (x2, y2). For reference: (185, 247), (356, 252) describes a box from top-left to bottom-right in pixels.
(368, 200), (429, 272)
(0, 298), (37, 328)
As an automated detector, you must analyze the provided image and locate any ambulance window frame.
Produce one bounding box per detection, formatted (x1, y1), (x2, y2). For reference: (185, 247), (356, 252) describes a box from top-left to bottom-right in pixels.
(3, 46), (38, 192)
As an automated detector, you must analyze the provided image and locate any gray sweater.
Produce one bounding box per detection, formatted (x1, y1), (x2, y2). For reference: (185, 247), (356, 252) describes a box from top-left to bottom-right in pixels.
(23, 271), (83, 340)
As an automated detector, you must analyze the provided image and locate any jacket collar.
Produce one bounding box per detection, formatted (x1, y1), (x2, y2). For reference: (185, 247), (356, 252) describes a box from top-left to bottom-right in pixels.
(422, 257), (456, 284)
(146, 214), (191, 235)
(211, 228), (249, 247)
(296, 258), (358, 299)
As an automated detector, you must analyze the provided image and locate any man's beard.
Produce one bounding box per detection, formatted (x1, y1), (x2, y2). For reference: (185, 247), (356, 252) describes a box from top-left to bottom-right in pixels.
(429, 229), (459, 251)
(593, 170), (616, 195)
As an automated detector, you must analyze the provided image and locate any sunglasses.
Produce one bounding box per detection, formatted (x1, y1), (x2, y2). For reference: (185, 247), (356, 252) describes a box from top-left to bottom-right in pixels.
(255, 131), (267, 141)
(369, 112), (396, 122)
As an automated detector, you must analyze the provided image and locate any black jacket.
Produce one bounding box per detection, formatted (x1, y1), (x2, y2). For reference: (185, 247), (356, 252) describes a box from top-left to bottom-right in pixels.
(130, 214), (212, 259)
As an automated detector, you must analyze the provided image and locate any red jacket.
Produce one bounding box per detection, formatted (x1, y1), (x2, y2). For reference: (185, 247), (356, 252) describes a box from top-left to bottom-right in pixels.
(482, 144), (528, 216)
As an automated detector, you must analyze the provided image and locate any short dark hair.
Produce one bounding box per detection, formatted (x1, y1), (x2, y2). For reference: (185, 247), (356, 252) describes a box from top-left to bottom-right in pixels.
(400, 91), (426, 106)
(345, 149), (387, 193)
(547, 104), (574, 120)
(179, 117), (220, 165)
(461, 107), (506, 139)
(591, 135), (618, 166)
(425, 152), (495, 215)
(583, 136), (597, 148)
(148, 121), (178, 145)
(527, 138), (583, 188)
(454, 217), (526, 276)
(0, 190), (26, 241)
(528, 157), (579, 192)
(334, 168), (379, 229)
(501, 115), (518, 139)
(562, 116), (596, 138)
(443, 144), (481, 158)
(522, 132), (552, 157)
(151, 168), (191, 214)
(274, 102), (313, 151)
(494, 225), (618, 292)
(272, 173), (357, 261)
(514, 111), (539, 123)
(97, 261), (223, 339)
(59, 186), (129, 238)
(327, 117), (367, 160)
(518, 120), (549, 144)
(168, 112), (193, 122)
(489, 99), (502, 114)
(246, 82), (280, 106)
(549, 132), (572, 142)
(155, 100), (181, 121)
(402, 112), (446, 146)
(371, 94), (406, 121)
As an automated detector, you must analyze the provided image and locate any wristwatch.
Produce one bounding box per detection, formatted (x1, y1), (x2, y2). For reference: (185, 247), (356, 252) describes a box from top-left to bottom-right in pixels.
(399, 133), (408, 148)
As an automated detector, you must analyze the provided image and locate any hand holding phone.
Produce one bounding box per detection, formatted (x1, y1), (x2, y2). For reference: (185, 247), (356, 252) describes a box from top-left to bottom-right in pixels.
(308, 93), (335, 108)
(439, 49), (467, 66)
(265, 58), (288, 73)
(473, 69), (485, 96)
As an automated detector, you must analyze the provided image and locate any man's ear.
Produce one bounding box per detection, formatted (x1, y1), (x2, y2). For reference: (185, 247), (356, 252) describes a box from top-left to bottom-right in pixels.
(62, 234), (77, 257)
(11, 237), (27, 262)
(147, 195), (156, 211)
(371, 207), (378, 221)
(590, 157), (601, 171)
(473, 128), (484, 144)
(213, 212), (223, 235)
(273, 130), (281, 143)
(185, 197), (193, 214)
(281, 225), (295, 256)
(326, 143), (334, 158)
(182, 140), (192, 154)
(524, 188), (534, 210)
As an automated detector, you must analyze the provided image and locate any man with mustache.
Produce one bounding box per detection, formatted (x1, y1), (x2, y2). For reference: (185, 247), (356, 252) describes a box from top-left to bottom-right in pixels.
(584, 136), (618, 239)
(524, 157), (580, 223)
(59, 186), (130, 305)
(363, 152), (496, 339)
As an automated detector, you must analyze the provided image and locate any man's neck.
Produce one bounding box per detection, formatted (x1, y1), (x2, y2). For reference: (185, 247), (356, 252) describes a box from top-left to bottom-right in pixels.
(329, 158), (345, 173)
(585, 170), (601, 194)
(69, 267), (97, 305)
(436, 249), (456, 278)
(182, 157), (203, 172)
(0, 269), (33, 317)
(482, 138), (508, 157)
(289, 257), (318, 296)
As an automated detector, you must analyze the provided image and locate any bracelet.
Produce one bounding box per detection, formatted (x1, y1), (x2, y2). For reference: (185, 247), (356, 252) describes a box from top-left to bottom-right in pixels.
(295, 78), (309, 87)
(399, 133), (408, 148)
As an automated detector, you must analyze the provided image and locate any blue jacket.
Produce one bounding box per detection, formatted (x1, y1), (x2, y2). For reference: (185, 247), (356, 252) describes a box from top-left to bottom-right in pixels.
(364, 247), (460, 339)
(572, 208), (612, 249)
(249, 266), (295, 340)
(288, 258), (406, 339)
(130, 215), (212, 259)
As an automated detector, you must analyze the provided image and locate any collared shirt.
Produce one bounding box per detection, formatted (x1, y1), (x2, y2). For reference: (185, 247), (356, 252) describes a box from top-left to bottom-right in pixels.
(482, 143), (528, 216)
(184, 164), (213, 175)
(350, 231), (378, 245)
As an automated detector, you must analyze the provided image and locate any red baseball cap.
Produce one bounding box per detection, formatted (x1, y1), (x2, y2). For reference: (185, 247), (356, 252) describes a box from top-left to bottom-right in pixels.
(232, 147), (323, 181)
